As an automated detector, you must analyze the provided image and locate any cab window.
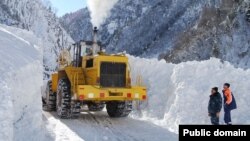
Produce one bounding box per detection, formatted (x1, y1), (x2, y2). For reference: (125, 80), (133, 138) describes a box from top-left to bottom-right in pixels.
(86, 59), (94, 68)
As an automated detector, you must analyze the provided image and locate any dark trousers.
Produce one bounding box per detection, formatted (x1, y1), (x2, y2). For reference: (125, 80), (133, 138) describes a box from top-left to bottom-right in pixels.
(224, 108), (232, 124)
(210, 113), (219, 125)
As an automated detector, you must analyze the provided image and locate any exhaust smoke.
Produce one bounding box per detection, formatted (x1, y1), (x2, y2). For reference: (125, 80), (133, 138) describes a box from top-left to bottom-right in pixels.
(87, 0), (118, 28)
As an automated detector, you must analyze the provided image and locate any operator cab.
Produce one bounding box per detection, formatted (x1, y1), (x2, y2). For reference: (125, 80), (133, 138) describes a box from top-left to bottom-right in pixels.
(72, 40), (102, 67)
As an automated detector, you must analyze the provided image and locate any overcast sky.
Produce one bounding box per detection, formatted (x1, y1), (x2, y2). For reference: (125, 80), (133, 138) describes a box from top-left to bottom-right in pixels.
(50, 0), (87, 17)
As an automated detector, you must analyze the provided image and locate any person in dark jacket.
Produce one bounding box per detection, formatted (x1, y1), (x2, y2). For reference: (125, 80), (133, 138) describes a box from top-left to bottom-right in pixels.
(208, 87), (222, 125)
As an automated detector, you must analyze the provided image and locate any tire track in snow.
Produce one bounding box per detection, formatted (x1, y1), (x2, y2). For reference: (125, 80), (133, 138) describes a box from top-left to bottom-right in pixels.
(84, 112), (125, 141)
(43, 111), (177, 141)
(88, 112), (139, 141)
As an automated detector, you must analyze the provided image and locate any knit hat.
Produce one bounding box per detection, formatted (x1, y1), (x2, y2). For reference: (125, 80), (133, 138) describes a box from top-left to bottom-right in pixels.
(212, 87), (218, 92)
(224, 83), (230, 88)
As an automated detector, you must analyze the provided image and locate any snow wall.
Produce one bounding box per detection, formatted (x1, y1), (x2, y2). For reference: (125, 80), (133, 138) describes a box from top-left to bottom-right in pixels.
(129, 55), (250, 133)
(0, 25), (46, 141)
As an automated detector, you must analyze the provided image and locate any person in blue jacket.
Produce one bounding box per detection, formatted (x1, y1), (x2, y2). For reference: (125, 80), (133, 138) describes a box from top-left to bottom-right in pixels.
(208, 87), (222, 125)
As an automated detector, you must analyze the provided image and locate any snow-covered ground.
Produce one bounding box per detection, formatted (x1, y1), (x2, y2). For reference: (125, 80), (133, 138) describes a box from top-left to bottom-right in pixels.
(44, 111), (177, 141)
(0, 24), (48, 141)
(129, 55), (250, 133)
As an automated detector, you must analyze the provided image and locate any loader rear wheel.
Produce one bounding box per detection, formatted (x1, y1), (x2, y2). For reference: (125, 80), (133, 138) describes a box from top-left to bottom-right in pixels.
(56, 78), (71, 118)
(88, 102), (105, 111)
(106, 101), (132, 117)
(43, 80), (56, 111)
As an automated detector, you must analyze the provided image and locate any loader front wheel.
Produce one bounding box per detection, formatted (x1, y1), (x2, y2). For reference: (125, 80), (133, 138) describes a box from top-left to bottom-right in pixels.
(106, 101), (132, 117)
(88, 102), (105, 111)
(56, 78), (71, 118)
(43, 80), (56, 111)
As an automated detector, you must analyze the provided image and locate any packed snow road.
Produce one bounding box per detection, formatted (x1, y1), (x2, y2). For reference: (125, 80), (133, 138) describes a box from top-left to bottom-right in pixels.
(43, 111), (177, 141)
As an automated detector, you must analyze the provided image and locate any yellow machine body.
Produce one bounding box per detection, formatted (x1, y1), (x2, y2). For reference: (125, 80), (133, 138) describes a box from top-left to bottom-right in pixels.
(51, 54), (147, 102)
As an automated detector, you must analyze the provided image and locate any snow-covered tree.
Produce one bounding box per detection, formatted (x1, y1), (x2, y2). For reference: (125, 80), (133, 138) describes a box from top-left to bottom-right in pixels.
(0, 0), (74, 78)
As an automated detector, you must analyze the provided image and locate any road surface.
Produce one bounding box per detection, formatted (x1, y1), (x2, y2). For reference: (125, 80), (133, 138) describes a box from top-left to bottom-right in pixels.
(43, 111), (177, 141)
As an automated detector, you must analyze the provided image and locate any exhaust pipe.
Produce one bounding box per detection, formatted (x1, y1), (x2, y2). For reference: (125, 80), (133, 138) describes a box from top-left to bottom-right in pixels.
(92, 27), (99, 55)
(93, 27), (98, 43)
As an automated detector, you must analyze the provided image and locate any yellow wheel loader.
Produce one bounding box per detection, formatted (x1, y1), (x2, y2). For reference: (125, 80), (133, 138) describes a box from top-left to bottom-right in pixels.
(43, 27), (147, 118)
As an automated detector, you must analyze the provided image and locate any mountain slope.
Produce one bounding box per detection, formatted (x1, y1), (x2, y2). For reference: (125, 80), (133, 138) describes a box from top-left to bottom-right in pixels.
(163, 1), (250, 69)
(60, 0), (250, 69)
(61, 0), (211, 54)
(60, 8), (93, 42)
(0, 0), (74, 75)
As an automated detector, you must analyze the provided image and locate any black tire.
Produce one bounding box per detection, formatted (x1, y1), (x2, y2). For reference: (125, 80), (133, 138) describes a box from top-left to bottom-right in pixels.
(88, 102), (105, 111)
(56, 78), (71, 118)
(43, 80), (56, 111)
(106, 101), (132, 117)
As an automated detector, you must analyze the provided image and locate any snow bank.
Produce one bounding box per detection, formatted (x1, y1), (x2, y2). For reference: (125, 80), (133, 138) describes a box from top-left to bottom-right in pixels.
(129, 55), (250, 133)
(0, 80), (12, 141)
(0, 25), (46, 141)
